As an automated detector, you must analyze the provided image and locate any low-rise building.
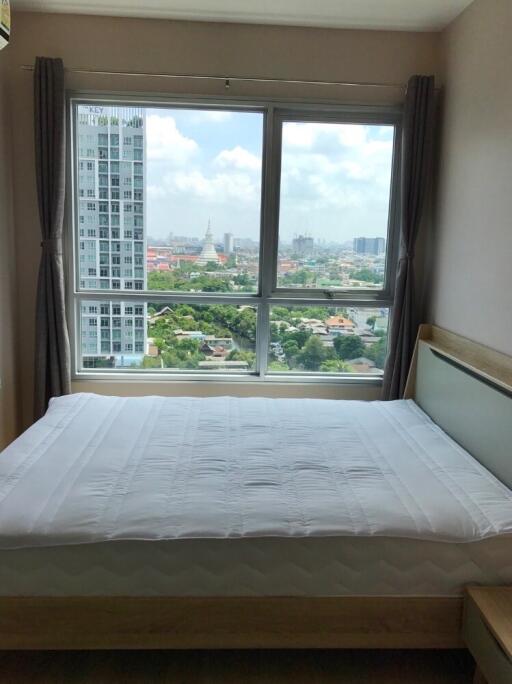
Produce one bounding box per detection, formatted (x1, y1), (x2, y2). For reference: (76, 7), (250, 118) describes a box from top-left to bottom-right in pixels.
(325, 316), (356, 336)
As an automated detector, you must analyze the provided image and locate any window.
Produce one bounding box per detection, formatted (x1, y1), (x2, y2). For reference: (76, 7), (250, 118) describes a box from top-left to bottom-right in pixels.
(72, 101), (399, 379)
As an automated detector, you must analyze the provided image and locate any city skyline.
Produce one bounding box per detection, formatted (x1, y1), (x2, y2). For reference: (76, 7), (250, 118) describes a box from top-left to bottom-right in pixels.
(147, 228), (385, 249)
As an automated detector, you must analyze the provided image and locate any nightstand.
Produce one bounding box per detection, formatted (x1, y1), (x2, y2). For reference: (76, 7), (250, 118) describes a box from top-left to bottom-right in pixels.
(463, 587), (512, 684)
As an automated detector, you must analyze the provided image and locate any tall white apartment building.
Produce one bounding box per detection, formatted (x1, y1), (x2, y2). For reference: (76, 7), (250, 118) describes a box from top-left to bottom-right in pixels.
(224, 232), (234, 255)
(76, 105), (147, 368)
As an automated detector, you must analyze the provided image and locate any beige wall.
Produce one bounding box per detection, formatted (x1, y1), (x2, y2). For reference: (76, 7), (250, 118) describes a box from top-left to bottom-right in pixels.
(5, 11), (441, 431)
(429, 0), (512, 354)
(0, 49), (19, 447)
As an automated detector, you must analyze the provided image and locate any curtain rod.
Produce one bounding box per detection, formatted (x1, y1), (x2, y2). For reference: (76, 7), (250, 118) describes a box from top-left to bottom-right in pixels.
(20, 64), (406, 90)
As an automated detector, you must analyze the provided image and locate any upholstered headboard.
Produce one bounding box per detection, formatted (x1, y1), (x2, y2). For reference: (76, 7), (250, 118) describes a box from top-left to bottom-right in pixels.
(406, 326), (512, 491)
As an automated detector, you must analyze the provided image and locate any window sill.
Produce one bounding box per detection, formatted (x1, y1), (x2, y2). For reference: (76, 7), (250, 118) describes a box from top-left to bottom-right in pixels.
(72, 372), (383, 386)
(71, 375), (383, 401)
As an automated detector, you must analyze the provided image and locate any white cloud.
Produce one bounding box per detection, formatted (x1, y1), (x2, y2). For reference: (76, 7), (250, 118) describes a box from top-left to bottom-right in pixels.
(214, 146), (261, 171)
(277, 123), (394, 228)
(152, 169), (260, 205)
(147, 185), (167, 199)
(282, 122), (369, 149)
(336, 124), (368, 147)
(189, 111), (234, 124)
(146, 114), (198, 162)
(282, 122), (320, 148)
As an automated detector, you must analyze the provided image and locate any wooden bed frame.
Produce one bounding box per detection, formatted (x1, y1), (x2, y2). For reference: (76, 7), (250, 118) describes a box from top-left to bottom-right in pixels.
(1, 324), (510, 650)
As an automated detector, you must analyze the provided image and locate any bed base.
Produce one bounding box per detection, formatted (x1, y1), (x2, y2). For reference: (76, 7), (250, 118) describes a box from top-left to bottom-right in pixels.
(0, 596), (464, 650)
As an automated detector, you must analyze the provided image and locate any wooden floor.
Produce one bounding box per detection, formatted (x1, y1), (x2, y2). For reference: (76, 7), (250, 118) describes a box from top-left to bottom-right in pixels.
(0, 649), (475, 683)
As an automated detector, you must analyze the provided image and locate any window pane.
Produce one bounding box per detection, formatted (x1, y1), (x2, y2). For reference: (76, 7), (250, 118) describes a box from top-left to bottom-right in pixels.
(146, 108), (262, 294)
(268, 306), (388, 374)
(76, 105), (263, 299)
(276, 121), (394, 290)
(79, 301), (256, 372)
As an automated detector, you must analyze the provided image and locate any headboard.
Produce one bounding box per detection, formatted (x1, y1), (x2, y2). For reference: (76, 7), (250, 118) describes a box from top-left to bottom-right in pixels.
(405, 325), (512, 491)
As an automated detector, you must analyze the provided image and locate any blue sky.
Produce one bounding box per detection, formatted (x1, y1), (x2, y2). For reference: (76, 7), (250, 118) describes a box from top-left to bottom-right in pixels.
(145, 108), (394, 245)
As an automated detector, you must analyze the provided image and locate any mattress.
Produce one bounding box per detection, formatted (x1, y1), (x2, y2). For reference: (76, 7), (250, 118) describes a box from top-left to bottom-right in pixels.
(1, 393), (512, 548)
(1, 393), (512, 597)
(1, 536), (512, 597)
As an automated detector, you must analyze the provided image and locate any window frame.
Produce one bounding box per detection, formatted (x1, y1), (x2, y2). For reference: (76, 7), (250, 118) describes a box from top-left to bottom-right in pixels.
(67, 93), (402, 384)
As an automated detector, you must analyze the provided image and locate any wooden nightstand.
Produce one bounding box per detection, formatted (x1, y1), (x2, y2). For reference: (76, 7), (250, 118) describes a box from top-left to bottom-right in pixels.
(463, 587), (512, 684)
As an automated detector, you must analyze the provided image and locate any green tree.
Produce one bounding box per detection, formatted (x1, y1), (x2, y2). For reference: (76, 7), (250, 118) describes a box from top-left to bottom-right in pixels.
(366, 336), (387, 369)
(152, 337), (165, 352)
(205, 260), (222, 271)
(333, 335), (365, 361)
(282, 340), (300, 358)
(226, 349), (256, 369)
(297, 335), (327, 371)
(320, 359), (351, 373)
(141, 356), (162, 369)
(349, 268), (383, 284)
(233, 272), (252, 288)
(271, 306), (294, 322)
(282, 268), (315, 287)
(268, 360), (289, 371)
(277, 329), (310, 348)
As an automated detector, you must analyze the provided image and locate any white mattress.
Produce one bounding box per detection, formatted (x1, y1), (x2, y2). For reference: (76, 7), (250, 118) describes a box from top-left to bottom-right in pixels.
(1, 536), (512, 597)
(1, 393), (512, 550)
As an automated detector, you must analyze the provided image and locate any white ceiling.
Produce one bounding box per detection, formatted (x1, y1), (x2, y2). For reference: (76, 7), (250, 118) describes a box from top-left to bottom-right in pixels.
(13, 0), (474, 32)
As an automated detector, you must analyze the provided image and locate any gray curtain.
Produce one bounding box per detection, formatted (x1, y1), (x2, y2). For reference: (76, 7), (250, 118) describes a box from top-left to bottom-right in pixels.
(34, 57), (71, 420)
(382, 75), (436, 400)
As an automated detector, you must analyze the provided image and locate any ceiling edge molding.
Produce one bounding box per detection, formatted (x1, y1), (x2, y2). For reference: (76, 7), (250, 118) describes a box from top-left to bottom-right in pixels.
(12, 2), (450, 32)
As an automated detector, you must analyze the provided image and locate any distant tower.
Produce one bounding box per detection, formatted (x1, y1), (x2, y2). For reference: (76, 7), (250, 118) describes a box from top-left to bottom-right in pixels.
(196, 220), (220, 265)
(224, 232), (234, 255)
(353, 237), (386, 255)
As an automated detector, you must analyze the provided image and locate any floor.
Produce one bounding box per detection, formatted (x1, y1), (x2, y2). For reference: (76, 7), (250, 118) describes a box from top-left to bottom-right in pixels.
(0, 649), (475, 683)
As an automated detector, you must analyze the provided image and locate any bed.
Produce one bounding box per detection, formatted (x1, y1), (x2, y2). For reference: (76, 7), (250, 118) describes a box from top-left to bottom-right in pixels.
(0, 324), (511, 649)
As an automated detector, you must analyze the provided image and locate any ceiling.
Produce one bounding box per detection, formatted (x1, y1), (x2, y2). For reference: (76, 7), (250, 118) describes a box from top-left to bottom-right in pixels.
(13, 0), (474, 32)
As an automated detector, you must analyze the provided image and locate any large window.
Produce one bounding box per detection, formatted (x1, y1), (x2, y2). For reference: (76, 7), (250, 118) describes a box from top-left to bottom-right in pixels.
(71, 99), (400, 380)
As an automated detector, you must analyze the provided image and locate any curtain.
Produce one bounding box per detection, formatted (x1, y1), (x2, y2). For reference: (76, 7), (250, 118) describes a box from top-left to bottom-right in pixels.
(33, 57), (71, 420)
(382, 75), (436, 400)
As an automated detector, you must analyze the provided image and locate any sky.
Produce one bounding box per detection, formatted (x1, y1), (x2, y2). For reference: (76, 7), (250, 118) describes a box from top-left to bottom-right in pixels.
(145, 107), (394, 245)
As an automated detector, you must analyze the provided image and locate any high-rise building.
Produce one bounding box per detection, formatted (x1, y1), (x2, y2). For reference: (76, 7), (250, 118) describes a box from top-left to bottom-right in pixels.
(224, 232), (234, 255)
(76, 105), (147, 367)
(353, 237), (386, 255)
(292, 234), (314, 256)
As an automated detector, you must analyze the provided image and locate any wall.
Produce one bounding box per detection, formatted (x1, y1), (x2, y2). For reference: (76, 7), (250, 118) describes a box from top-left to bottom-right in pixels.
(0, 49), (19, 447)
(429, 0), (512, 354)
(6, 11), (441, 430)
